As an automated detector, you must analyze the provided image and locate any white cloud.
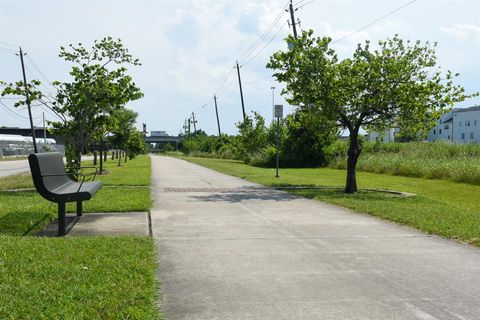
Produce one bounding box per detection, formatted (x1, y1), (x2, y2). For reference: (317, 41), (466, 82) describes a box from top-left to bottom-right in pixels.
(441, 24), (480, 41)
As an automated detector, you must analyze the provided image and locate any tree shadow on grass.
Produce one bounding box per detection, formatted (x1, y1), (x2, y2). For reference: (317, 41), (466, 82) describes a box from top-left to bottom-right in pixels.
(289, 188), (410, 202)
(0, 210), (51, 236)
(0, 190), (54, 235)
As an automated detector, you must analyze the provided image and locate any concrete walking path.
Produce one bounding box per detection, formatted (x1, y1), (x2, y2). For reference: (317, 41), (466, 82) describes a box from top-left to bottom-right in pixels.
(151, 156), (480, 320)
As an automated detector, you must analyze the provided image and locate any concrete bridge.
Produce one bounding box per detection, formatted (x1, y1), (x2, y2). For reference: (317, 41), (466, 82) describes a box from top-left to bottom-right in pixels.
(145, 135), (183, 151)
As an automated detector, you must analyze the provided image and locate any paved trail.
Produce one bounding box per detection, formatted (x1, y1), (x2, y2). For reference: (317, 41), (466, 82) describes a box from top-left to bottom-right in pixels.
(151, 156), (480, 320)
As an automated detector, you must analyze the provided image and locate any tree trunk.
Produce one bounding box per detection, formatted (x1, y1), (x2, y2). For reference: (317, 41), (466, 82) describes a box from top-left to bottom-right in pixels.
(99, 138), (103, 175)
(93, 151), (97, 165)
(345, 133), (362, 194)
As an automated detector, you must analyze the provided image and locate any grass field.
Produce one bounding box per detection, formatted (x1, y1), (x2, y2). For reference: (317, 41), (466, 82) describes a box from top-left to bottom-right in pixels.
(0, 155), (152, 235)
(329, 141), (480, 185)
(181, 156), (480, 247)
(0, 154), (162, 319)
(0, 236), (160, 319)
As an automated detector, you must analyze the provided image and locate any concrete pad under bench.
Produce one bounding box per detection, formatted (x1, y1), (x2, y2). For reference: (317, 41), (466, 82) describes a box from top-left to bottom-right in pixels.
(36, 212), (150, 237)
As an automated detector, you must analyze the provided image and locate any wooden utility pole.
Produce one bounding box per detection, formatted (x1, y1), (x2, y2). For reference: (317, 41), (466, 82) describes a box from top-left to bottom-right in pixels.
(18, 47), (38, 153)
(214, 94), (221, 137)
(287, 0), (299, 39)
(188, 118), (191, 135)
(235, 61), (246, 120)
(191, 112), (197, 133)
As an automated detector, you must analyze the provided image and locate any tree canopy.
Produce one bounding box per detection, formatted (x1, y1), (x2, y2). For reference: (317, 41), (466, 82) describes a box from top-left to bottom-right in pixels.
(52, 37), (143, 165)
(268, 30), (472, 193)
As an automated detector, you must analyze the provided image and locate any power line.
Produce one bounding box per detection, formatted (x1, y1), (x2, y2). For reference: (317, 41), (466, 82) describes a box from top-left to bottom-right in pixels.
(196, 66), (236, 112)
(0, 47), (15, 54)
(242, 21), (288, 66)
(217, 69), (237, 97)
(214, 67), (236, 99)
(237, 1), (289, 64)
(295, 0), (317, 9)
(332, 0), (418, 44)
(26, 55), (57, 89)
(0, 100), (41, 120)
(0, 40), (18, 47)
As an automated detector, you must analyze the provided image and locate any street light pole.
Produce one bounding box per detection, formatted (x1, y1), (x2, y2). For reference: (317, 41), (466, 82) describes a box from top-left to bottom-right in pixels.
(271, 86), (275, 123)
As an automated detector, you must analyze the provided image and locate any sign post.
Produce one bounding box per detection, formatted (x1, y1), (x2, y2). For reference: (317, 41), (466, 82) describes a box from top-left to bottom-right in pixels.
(274, 104), (283, 178)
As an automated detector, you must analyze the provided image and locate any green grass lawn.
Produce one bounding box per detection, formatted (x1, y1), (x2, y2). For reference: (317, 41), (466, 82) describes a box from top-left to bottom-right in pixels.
(0, 236), (161, 319)
(0, 155), (151, 235)
(0, 154), (162, 319)
(84, 155), (151, 186)
(181, 156), (480, 247)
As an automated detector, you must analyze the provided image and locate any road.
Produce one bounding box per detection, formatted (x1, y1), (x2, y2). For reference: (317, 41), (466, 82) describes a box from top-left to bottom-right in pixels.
(0, 159), (29, 177)
(151, 156), (480, 320)
(0, 155), (95, 178)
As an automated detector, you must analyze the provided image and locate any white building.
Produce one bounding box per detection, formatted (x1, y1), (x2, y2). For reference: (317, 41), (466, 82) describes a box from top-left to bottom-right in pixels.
(427, 105), (480, 144)
(367, 128), (400, 143)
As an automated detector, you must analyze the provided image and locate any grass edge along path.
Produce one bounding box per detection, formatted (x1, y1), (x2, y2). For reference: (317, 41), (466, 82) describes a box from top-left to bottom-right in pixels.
(176, 156), (480, 248)
(0, 155), (163, 319)
(0, 236), (162, 319)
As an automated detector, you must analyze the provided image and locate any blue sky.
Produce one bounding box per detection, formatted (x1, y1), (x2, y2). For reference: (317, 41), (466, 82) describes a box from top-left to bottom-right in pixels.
(1, 0), (479, 136)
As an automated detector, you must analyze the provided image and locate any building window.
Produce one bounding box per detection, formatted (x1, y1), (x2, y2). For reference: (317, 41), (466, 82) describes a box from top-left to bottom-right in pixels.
(448, 135), (450, 139)
(439, 129), (442, 134)
(467, 120), (471, 126)
(433, 129), (436, 134)
(462, 132), (465, 139)
(470, 132), (474, 139)
(444, 124), (449, 130)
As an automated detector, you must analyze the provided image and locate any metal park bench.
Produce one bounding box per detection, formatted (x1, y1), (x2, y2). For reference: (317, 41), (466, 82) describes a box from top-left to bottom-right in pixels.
(28, 152), (102, 236)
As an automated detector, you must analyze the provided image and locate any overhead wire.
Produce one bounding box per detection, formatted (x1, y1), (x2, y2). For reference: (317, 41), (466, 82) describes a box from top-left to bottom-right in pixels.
(0, 40), (18, 47)
(331, 0), (418, 44)
(26, 55), (57, 90)
(0, 47), (15, 54)
(242, 21), (288, 67)
(295, 0), (317, 9)
(0, 100), (41, 120)
(237, 1), (289, 64)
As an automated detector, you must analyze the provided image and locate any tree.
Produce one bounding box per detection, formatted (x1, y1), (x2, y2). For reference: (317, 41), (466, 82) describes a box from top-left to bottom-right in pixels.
(1, 37), (143, 168)
(236, 112), (268, 163)
(51, 37), (143, 166)
(268, 30), (472, 193)
(281, 108), (338, 167)
(110, 108), (138, 156)
(126, 130), (147, 158)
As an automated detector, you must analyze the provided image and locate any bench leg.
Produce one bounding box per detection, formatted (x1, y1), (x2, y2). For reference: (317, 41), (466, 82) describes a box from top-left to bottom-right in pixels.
(58, 202), (66, 236)
(76, 201), (83, 217)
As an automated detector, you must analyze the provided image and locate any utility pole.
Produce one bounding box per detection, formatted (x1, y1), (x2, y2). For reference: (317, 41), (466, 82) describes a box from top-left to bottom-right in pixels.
(188, 118), (191, 136)
(183, 119), (188, 135)
(213, 94), (221, 137)
(271, 86), (275, 123)
(42, 112), (47, 146)
(287, 0), (299, 39)
(18, 47), (38, 153)
(235, 61), (246, 120)
(191, 112), (197, 133)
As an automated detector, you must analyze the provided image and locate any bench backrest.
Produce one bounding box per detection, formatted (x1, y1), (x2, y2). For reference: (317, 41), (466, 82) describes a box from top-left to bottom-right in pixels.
(28, 153), (71, 202)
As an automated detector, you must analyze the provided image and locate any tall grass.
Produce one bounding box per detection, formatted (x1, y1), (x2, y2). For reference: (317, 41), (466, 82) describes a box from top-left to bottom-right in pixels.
(328, 141), (480, 185)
